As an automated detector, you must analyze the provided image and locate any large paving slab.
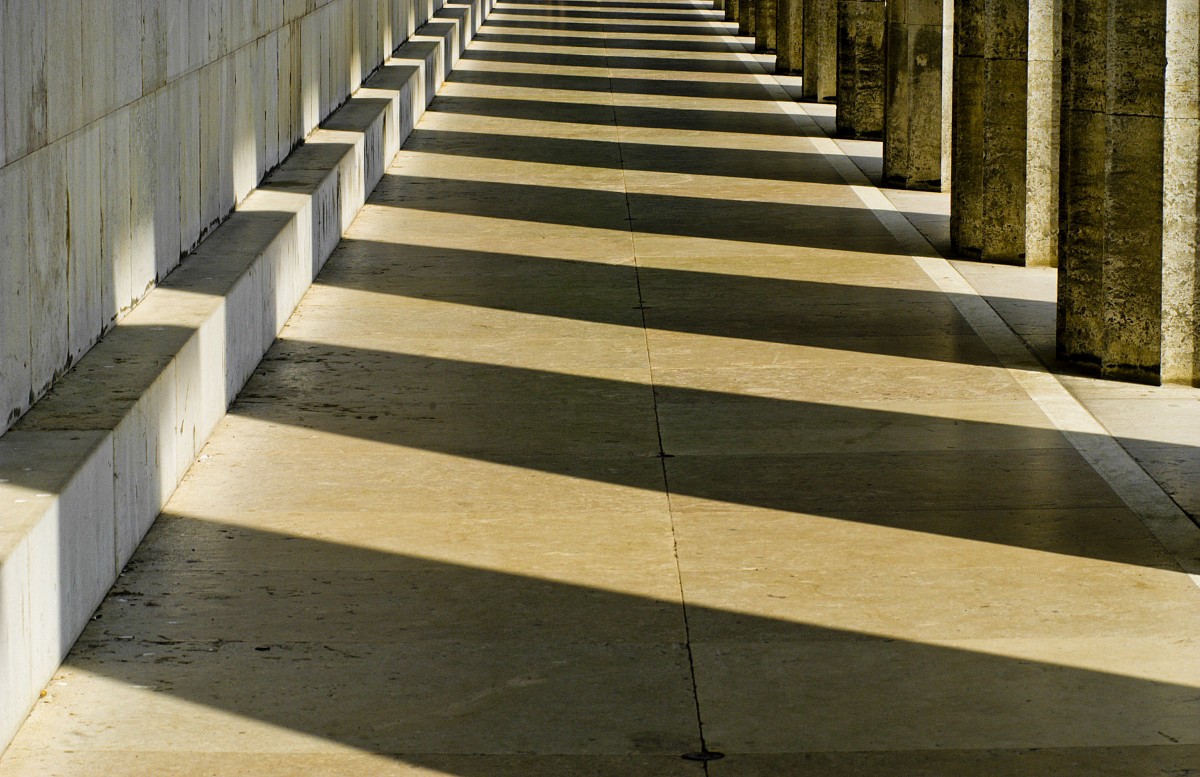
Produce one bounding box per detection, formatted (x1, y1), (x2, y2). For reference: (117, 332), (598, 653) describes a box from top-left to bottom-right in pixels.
(3, 0), (1200, 775)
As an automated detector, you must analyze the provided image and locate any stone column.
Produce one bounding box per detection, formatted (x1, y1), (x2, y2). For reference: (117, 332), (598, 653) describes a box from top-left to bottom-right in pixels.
(726, 0), (740, 25)
(756, 0), (778, 51)
(714, 0), (726, 11)
(776, 0), (804, 73)
(802, 0), (838, 102)
(835, 0), (885, 137)
(950, 0), (1060, 266)
(1057, 0), (1167, 381)
(882, 0), (947, 190)
(739, 0), (758, 37)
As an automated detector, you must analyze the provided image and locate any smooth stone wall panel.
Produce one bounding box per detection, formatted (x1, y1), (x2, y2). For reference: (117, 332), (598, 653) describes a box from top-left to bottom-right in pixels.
(0, 0), (434, 435)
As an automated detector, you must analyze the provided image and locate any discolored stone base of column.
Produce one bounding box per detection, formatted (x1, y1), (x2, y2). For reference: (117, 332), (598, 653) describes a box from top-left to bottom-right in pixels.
(835, 0), (885, 138)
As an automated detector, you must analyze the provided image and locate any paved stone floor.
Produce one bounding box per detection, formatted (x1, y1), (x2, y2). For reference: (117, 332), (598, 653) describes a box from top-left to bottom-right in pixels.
(4, 0), (1200, 774)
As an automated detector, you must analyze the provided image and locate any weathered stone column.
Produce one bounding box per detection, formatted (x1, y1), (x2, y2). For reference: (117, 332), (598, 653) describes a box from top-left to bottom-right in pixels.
(950, 0), (1060, 266)
(725, 0), (740, 25)
(882, 0), (948, 189)
(835, 0), (885, 137)
(714, 0), (726, 12)
(776, 0), (805, 73)
(802, 0), (838, 101)
(756, 0), (778, 51)
(1057, 0), (1167, 381)
(739, 0), (758, 37)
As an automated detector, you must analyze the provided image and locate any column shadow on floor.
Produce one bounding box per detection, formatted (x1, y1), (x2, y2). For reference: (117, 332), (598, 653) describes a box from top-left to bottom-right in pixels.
(322, 240), (1039, 368)
(460, 48), (757, 73)
(58, 513), (1200, 772)
(226, 338), (1182, 573)
(445, 70), (780, 101)
(472, 30), (739, 51)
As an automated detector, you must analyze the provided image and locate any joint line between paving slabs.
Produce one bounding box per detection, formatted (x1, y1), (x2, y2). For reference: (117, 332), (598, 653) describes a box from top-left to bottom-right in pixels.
(601, 13), (715, 768)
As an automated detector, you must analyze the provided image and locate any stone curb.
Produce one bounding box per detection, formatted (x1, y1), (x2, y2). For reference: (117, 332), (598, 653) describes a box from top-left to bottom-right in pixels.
(0, 0), (492, 751)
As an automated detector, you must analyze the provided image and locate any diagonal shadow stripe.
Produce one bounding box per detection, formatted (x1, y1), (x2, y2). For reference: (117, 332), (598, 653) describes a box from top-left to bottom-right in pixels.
(471, 30), (742, 52)
(446, 69), (780, 101)
(461, 47), (760, 73)
(319, 240), (1035, 368)
(225, 339), (1182, 573)
(371, 175), (906, 255)
(39, 514), (1200, 774)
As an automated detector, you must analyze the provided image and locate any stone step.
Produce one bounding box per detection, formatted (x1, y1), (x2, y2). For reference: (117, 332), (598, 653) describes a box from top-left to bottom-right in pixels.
(0, 0), (491, 751)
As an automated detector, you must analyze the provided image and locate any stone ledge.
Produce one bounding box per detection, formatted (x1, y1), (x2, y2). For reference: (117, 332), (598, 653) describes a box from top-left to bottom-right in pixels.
(0, 0), (489, 752)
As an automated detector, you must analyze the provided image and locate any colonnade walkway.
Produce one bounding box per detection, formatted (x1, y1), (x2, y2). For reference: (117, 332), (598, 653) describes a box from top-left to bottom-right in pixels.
(5, 0), (1200, 774)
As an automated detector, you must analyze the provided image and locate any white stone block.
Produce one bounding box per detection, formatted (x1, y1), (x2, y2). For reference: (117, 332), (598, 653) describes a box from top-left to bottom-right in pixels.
(0, 527), (31, 749)
(224, 258), (265, 403)
(100, 106), (133, 323)
(232, 44), (258, 203)
(46, 0), (83, 144)
(112, 361), (177, 566)
(66, 124), (103, 365)
(0, 430), (115, 734)
(166, 0), (189, 82)
(154, 85), (182, 280)
(26, 145), (69, 401)
(177, 71), (202, 254)
(3, 0), (48, 159)
(188, 0), (210, 72)
(277, 23), (299, 161)
(257, 35), (279, 179)
(130, 95), (158, 304)
(0, 158), (31, 431)
(301, 14), (321, 134)
(198, 60), (222, 233)
(141, 0), (168, 94)
(113, 0), (143, 106)
(81, 0), (116, 125)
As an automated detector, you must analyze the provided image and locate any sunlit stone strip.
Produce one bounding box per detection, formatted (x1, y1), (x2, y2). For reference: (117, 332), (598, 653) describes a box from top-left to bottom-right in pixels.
(1162, 0), (1200, 384)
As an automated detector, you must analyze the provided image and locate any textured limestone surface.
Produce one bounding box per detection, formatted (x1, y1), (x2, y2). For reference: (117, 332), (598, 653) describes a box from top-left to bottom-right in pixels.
(0, 0), (437, 437)
(882, 0), (947, 190)
(801, 0), (837, 101)
(774, 0), (804, 73)
(2, 0), (1199, 774)
(1058, 0), (1167, 381)
(835, 0), (884, 138)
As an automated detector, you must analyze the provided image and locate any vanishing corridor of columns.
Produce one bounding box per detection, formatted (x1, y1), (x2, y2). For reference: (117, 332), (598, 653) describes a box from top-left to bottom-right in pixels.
(4, 0), (1200, 774)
